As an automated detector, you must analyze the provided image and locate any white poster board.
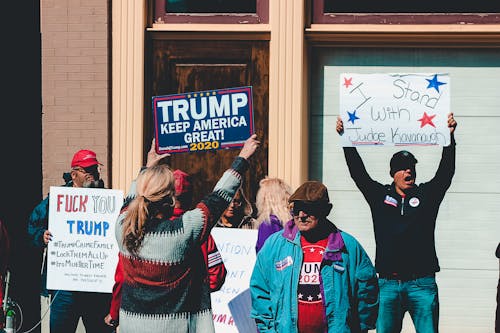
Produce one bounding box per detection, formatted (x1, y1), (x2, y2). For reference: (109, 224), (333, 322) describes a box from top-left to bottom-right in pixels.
(339, 73), (450, 146)
(46, 186), (123, 293)
(210, 228), (257, 333)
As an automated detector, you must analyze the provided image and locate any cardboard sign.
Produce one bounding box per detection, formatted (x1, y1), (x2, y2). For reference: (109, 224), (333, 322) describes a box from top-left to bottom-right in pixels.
(210, 228), (257, 333)
(46, 186), (123, 293)
(152, 86), (254, 154)
(339, 73), (451, 146)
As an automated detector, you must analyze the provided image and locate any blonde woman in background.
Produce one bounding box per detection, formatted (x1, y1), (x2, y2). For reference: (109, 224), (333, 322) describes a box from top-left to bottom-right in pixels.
(254, 177), (293, 253)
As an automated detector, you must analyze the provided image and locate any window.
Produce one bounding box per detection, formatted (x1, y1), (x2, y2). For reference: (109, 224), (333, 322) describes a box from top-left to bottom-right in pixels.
(167, 0), (256, 13)
(312, 0), (500, 24)
(153, 0), (268, 24)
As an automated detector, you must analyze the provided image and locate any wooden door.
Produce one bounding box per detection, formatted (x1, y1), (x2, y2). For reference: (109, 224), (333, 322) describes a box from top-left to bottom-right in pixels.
(146, 38), (269, 210)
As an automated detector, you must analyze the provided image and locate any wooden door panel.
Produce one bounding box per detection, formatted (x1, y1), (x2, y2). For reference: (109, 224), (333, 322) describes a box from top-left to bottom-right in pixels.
(147, 39), (269, 210)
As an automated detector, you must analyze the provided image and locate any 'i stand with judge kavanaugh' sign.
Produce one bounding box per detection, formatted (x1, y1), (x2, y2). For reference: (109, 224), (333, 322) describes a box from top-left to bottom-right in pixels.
(339, 73), (450, 147)
(152, 86), (254, 154)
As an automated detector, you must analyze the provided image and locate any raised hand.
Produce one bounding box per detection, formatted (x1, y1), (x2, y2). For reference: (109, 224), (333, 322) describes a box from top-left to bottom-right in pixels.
(447, 112), (457, 134)
(336, 116), (344, 135)
(238, 134), (260, 160)
(146, 138), (171, 168)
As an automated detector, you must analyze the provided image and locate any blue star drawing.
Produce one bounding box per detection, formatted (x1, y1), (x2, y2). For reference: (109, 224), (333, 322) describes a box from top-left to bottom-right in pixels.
(347, 110), (360, 124)
(426, 74), (447, 93)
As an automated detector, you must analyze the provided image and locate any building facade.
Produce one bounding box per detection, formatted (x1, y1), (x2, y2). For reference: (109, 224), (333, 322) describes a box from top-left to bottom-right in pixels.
(40, 1), (500, 331)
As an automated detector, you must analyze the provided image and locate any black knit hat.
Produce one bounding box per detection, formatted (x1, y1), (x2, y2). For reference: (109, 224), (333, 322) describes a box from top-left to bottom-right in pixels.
(390, 150), (418, 177)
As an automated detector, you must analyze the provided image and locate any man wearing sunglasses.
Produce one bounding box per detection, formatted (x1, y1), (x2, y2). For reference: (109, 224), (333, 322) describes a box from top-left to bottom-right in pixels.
(250, 181), (379, 333)
(27, 149), (112, 333)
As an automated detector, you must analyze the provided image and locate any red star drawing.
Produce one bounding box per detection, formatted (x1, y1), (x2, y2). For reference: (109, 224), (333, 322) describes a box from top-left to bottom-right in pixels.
(343, 77), (353, 88)
(417, 112), (436, 128)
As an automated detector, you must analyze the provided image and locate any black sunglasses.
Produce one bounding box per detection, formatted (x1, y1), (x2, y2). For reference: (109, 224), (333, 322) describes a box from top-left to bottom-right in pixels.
(291, 201), (325, 217)
(74, 165), (100, 179)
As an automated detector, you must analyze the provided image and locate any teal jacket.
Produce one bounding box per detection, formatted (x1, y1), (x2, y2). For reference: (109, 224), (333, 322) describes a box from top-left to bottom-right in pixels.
(250, 220), (378, 333)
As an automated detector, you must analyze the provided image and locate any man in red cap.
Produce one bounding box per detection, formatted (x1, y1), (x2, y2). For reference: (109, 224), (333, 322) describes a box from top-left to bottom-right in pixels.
(27, 149), (112, 333)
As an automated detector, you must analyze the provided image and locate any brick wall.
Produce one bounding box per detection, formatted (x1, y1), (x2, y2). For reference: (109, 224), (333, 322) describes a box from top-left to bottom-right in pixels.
(41, 0), (109, 193)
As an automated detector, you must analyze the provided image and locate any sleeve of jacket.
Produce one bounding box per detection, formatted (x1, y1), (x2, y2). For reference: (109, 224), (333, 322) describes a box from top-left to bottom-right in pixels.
(354, 242), (379, 331)
(183, 157), (249, 244)
(203, 234), (227, 292)
(109, 256), (123, 321)
(343, 147), (380, 200)
(427, 136), (456, 195)
(27, 197), (50, 248)
(250, 242), (277, 333)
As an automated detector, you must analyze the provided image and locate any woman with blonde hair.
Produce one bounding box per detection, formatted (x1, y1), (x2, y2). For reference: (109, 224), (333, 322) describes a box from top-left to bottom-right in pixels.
(216, 187), (256, 229)
(115, 134), (259, 333)
(255, 177), (293, 253)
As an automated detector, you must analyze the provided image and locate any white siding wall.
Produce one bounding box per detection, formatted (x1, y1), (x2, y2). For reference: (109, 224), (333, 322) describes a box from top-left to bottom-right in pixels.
(310, 48), (500, 332)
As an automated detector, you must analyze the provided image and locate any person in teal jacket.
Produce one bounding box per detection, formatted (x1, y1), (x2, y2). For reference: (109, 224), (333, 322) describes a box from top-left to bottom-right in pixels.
(250, 181), (379, 333)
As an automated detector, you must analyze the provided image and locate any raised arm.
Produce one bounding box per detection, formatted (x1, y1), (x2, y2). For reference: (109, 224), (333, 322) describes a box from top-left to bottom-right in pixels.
(428, 113), (457, 193)
(337, 116), (378, 196)
(182, 134), (260, 242)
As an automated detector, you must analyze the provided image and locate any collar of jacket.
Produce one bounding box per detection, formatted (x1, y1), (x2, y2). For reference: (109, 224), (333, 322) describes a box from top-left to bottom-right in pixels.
(282, 219), (345, 261)
(388, 182), (419, 199)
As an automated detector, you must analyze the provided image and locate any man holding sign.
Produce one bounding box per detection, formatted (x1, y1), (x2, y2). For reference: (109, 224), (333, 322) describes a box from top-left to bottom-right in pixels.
(336, 112), (457, 333)
(27, 149), (114, 333)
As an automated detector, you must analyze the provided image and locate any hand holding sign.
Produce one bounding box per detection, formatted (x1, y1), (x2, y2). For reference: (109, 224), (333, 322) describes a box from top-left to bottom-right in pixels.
(146, 138), (171, 168)
(238, 134), (260, 160)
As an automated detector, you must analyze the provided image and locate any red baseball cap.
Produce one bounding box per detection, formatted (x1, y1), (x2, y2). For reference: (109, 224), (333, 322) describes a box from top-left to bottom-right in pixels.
(173, 169), (192, 196)
(71, 149), (102, 168)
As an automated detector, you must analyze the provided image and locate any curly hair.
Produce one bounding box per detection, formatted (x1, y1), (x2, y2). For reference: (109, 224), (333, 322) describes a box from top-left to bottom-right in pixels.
(255, 177), (293, 227)
(122, 164), (175, 255)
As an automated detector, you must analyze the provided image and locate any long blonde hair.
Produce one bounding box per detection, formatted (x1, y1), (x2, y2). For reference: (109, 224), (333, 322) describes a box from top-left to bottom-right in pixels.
(255, 177), (292, 227)
(122, 164), (175, 255)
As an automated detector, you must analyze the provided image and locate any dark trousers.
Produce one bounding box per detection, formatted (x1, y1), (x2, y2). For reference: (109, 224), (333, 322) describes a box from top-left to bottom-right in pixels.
(50, 290), (113, 333)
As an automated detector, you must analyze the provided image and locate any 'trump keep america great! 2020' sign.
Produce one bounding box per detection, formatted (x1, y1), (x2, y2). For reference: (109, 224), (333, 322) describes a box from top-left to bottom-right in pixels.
(152, 86), (254, 154)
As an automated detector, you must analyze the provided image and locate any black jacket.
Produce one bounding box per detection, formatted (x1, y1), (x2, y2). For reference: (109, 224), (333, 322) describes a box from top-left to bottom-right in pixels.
(343, 141), (455, 275)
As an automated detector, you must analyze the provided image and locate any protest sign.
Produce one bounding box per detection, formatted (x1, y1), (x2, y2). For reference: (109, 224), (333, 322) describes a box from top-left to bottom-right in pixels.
(210, 228), (257, 333)
(46, 186), (123, 293)
(152, 86), (254, 154)
(339, 73), (450, 146)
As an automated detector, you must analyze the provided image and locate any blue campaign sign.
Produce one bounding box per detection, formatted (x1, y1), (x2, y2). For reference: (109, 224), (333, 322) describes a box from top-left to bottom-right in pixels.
(152, 86), (254, 154)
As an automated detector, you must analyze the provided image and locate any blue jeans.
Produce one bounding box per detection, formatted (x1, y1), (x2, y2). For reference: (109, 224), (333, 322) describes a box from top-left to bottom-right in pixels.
(50, 290), (113, 333)
(377, 275), (439, 333)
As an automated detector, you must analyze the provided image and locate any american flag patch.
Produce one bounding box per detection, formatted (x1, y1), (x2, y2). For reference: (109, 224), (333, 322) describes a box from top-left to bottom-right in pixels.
(384, 195), (398, 207)
(275, 256), (293, 271)
(207, 251), (223, 268)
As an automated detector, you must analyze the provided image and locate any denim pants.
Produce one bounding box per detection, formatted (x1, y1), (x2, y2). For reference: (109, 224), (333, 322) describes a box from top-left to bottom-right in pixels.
(50, 290), (113, 333)
(376, 275), (439, 333)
